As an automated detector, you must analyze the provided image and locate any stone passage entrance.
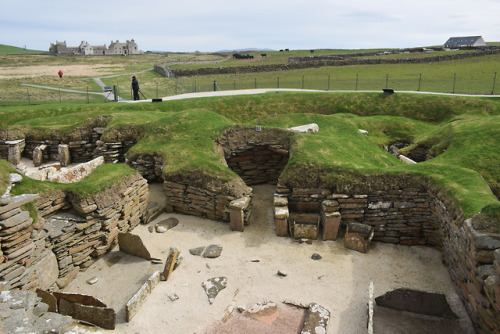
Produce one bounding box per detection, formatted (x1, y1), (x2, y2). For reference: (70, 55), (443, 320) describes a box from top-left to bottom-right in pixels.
(216, 126), (291, 185)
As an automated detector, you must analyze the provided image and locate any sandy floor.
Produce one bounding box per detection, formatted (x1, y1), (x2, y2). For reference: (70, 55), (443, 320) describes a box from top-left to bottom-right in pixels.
(64, 184), (473, 333)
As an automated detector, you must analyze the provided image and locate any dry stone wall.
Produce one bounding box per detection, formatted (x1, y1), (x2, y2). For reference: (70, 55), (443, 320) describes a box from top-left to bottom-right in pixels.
(163, 181), (239, 222)
(274, 181), (499, 333)
(277, 184), (439, 246)
(0, 173), (149, 292)
(1, 131), (136, 166)
(169, 50), (500, 77)
(226, 144), (289, 185)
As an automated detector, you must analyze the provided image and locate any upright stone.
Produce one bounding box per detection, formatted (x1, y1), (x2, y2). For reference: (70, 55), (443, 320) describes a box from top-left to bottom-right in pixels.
(229, 196), (250, 232)
(6, 139), (24, 166)
(33, 146), (43, 167)
(322, 211), (341, 241)
(58, 144), (71, 167)
(274, 206), (289, 237)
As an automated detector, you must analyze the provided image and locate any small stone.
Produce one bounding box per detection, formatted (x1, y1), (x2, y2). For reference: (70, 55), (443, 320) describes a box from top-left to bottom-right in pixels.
(237, 305), (247, 313)
(189, 246), (205, 256)
(156, 217), (179, 231)
(148, 225), (154, 233)
(86, 277), (98, 285)
(202, 245), (223, 258)
(277, 270), (287, 277)
(311, 253), (322, 260)
(167, 292), (179, 301)
(9, 173), (23, 184)
(155, 225), (168, 233)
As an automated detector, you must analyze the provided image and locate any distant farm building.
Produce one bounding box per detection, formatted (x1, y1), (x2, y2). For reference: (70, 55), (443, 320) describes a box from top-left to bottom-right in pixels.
(444, 36), (486, 48)
(49, 39), (140, 56)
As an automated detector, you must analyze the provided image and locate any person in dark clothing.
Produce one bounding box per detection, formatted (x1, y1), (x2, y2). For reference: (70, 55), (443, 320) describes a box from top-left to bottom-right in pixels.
(132, 76), (140, 100)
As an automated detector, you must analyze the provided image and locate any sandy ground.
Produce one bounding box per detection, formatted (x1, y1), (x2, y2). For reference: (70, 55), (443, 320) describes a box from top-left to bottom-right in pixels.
(63, 184), (473, 334)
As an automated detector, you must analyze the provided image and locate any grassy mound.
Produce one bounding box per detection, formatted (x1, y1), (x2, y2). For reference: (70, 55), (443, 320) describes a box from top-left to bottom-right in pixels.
(0, 92), (498, 229)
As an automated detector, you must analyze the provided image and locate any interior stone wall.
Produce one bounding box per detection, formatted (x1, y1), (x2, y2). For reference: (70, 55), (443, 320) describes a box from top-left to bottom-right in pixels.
(0, 174), (149, 292)
(275, 182), (499, 333)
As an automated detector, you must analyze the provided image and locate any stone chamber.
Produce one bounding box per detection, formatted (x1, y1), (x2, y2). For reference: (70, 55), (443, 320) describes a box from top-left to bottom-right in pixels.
(0, 124), (499, 333)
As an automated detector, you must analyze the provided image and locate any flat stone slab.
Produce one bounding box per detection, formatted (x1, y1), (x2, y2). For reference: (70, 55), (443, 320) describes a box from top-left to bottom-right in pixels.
(301, 303), (330, 334)
(373, 305), (464, 334)
(189, 246), (205, 256)
(245, 300), (280, 323)
(118, 232), (151, 260)
(375, 288), (457, 319)
(0, 194), (39, 215)
(202, 245), (223, 258)
(288, 123), (319, 133)
(202, 277), (227, 304)
(154, 217), (179, 233)
(189, 245), (223, 258)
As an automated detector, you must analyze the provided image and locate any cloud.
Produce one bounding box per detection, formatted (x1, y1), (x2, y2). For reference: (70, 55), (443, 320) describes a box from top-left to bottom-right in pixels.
(1, 0), (499, 51)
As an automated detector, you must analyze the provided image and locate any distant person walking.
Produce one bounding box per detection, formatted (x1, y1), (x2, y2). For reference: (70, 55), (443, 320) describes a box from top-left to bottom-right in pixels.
(58, 70), (63, 79)
(132, 76), (140, 100)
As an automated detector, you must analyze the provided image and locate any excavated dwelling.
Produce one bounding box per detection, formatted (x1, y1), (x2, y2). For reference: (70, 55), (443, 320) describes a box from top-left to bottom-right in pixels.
(0, 122), (499, 333)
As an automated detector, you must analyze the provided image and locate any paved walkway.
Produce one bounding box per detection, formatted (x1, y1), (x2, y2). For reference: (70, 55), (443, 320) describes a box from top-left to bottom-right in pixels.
(123, 88), (500, 103)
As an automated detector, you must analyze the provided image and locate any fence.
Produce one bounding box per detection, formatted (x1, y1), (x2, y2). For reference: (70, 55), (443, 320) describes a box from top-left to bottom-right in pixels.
(1, 72), (498, 106)
(175, 72), (499, 96)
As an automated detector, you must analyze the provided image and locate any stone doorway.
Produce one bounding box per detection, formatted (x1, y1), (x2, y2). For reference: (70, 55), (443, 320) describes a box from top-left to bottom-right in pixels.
(216, 126), (292, 186)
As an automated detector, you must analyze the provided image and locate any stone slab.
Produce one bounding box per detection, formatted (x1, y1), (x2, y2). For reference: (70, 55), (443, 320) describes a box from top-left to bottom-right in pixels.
(0, 194), (39, 215)
(118, 232), (151, 260)
(375, 288), (457, 319)
(300, 303), (330, 334)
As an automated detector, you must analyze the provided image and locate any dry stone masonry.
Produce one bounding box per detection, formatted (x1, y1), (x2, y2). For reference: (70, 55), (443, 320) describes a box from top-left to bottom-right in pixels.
(0, 173), (149, 292)
(272, 179), (499, 332)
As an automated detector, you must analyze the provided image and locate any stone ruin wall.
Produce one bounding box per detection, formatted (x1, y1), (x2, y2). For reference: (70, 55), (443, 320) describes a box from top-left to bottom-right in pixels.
(0, 128), (161, 181)
(274, 182), (500, 333)
(1, 124), (499, 331)
(0, 174), (149, 292)
(163, 181), (245, 223)
(278, 184), (440, 246)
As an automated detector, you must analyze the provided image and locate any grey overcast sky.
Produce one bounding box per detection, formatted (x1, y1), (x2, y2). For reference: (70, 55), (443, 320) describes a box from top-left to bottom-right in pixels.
(1, 0), (499, 52)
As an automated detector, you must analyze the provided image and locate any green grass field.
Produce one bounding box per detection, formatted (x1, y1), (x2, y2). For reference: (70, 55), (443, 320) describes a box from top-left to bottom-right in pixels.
(0, 47), (498, 106)
(0, 44), (43, 55)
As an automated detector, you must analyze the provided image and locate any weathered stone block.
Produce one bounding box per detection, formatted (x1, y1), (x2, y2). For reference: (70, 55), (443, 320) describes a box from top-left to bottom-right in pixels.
(273, 196), (288, 207)
(275, 218), (288, 237)
(294, 223), (318, 240)
(344, 222), (374, 253)
(229, 208), (244, 232)
(322, 211), (341, 241)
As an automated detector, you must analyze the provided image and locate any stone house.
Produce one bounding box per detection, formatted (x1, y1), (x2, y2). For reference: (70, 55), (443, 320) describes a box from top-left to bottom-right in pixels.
(444, 36), (486, 48)
(49, 39), (139, 56)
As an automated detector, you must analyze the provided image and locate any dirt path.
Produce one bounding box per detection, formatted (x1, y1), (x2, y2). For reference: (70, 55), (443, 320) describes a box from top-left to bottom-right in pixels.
(63, 183), (473, 333)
